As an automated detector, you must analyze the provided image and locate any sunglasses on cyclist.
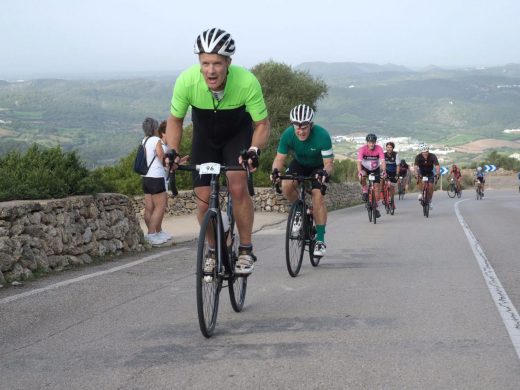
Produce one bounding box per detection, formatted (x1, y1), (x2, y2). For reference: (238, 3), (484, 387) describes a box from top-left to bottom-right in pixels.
(292, 121), (311, 129)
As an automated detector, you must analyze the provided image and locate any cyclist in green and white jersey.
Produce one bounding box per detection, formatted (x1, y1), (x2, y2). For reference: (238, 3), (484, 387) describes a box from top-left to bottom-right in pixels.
(271, 104), (334, 257)
(166, 28), (270, 275)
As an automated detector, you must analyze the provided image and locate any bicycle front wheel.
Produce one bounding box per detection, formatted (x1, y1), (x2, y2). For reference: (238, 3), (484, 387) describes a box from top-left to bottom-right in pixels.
(447, 184), (456, 198)
(390, 193), (395, 215)
(196, 211), (222, 338)
(286, 201), (305, 277)
(371, 187), (377, 224)
(227, 222), (247, 312)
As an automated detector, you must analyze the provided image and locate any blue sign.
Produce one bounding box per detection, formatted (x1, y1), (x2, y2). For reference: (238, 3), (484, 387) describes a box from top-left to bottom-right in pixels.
(484, 164), (497, 172)
(440, 166), (449, 175)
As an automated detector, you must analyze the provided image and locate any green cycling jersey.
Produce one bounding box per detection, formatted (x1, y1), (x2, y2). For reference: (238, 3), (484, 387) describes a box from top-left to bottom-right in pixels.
(170, 64), (268, 144)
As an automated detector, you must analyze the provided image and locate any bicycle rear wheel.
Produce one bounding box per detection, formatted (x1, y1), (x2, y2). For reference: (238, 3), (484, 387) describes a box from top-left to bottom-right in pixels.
(285, 201), (305, 277)
(196, 211), (222, 338)
(227, 219), (247, 312)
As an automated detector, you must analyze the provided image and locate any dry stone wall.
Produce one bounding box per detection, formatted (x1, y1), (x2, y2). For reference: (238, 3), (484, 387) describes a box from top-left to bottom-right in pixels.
(1, 183), (362, 286)
(131, 182), (363, 217)
(0, 194), (145, 286)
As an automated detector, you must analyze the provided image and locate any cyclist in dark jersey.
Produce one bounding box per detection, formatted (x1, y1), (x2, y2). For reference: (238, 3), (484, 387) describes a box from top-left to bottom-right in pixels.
(271, 105), (334, 257)
(381, 141), (400, 205)
(399, 159), (410, 191)
(166, 28), (270, 275)
(414, 143), (440, 205)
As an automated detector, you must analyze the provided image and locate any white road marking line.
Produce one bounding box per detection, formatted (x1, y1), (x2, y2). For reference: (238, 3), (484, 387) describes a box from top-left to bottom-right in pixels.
(0, 247), (188, 305)
(455, 199), (520, 360)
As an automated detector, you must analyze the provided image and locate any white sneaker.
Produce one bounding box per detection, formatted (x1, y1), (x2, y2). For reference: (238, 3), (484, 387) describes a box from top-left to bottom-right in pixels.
(157, 231), (173, 241)
(146, 233), (168, 246)
(235, 251), (254, 275)
(418, 193), (423, 201)
(313, 241), (327, 257)
(291, 212), (302, 235)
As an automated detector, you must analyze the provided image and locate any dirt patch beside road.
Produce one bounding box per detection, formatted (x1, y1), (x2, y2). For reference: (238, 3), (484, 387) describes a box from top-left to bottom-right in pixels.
(455, 139), (520, 153)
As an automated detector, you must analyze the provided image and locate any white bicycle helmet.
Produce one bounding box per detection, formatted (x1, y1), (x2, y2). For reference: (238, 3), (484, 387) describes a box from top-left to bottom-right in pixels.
(419, 143), (429, 152)
(290, 104), (314, 123)
(477, 166), (482, 171)
(194, 28), (235, 56)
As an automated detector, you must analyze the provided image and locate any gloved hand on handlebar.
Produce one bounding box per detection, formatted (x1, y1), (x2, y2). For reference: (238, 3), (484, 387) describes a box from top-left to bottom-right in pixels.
(381, 171), (388, 179)
(270, 168), (280, 183)
(246, 147), (260, 169)
(314, 169), (330, 184)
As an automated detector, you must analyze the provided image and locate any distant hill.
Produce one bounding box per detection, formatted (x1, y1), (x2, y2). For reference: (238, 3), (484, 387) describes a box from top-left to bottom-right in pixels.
(1, 62), (520, 167)
(295, 62), (520, 144)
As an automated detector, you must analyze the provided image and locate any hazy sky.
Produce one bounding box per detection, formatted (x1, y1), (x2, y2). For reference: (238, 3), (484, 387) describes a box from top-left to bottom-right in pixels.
(1, 0), (520, 78)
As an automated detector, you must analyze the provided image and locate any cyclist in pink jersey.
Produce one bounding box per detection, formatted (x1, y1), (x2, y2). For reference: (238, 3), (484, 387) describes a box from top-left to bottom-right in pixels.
(357, 133), (386, 218)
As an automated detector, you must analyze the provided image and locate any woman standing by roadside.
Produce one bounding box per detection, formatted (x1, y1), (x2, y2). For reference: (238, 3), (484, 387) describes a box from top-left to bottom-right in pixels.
(141, 117), (171, 245)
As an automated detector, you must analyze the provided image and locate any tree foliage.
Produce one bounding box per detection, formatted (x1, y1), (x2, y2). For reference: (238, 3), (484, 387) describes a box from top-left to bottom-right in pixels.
(0, 145), (90, 201)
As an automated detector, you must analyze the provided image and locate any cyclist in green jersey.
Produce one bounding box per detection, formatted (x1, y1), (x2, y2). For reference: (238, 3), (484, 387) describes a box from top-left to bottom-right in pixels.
(271, 104), (334, 257)
(166, 28), (270, 275)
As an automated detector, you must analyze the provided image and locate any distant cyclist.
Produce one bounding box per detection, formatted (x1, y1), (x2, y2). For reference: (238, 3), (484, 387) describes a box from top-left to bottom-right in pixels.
(399, 159), (410, 192)
(414, 143), (440, 205)
(381, 141), (400, 204)
(448, 164), (462, 193)
(474, 166), (485, 196)
(271, 104), (334, 257)
(357, 133), (386, 218)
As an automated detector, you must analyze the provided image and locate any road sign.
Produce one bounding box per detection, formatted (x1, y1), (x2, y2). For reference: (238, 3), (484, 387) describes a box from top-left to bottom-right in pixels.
(440, 166), (449, 175)
(484, 164), (497, 172)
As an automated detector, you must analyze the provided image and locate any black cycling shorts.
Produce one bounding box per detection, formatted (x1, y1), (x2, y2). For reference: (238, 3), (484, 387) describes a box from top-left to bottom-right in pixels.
(361, 167), (381, 183)
(142, 177), (166, 195)
(287, 159), (324, 190)
(190, 127), (253, 187)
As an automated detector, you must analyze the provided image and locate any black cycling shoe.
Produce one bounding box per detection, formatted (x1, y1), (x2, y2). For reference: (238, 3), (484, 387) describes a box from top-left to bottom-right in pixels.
(374, 209), (381, 218)
(362, 193), (368, 202)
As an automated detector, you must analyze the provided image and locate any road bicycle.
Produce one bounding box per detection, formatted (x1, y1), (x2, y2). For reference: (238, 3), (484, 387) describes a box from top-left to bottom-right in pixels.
(397, 176), (405, 200)
(447, 177), (461, 198)
(419, 176), (432, 218)
(475, 181), (484, 200)
(275, 174), (325, 277)
(365, 173), (379, 224)
(171, 153), (254, 338)
(381, 177), (395, 215)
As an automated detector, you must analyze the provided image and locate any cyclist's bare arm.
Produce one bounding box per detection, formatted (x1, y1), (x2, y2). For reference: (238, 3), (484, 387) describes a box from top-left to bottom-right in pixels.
(251, 117), (270, 151)
(166, 114), (184, 155)
(271, 152), (287, 176)
(323, 157), (334, 176)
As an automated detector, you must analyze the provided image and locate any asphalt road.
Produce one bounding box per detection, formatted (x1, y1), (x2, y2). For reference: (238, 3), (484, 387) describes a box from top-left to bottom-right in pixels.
(1, 189), (520, 389)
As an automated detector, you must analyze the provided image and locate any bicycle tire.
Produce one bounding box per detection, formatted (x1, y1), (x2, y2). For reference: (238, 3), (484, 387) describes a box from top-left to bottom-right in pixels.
(384, 187), (391, 214)
(367, 195), (373, 222)
(227, 218), (247, 312)
(371, 187), (377, 224)
(398, 181), (404, 200)
(447, 183), (456, 198)
(308, 216), (320, 267)
(422, 186), (429, 218)
(196, 211), (222, 338)
(390, 193), (395, 215)
(285, 201), (305, 277)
